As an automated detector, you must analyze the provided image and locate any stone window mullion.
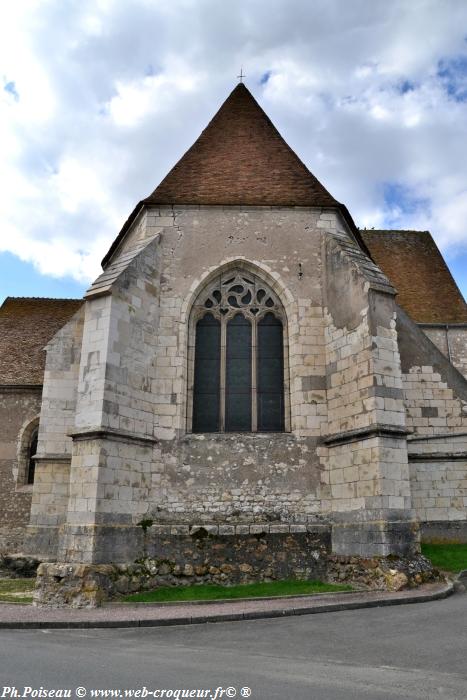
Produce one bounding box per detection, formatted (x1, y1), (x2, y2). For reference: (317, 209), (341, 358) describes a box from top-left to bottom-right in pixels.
(219, 316), (227, 432)
(191, 268), (286, 433)
(251, 317), (258, 432)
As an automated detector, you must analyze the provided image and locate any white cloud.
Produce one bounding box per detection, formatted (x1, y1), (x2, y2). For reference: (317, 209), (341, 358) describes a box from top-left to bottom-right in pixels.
(0, 0), (466, 293)
(107, 63), (203, 127)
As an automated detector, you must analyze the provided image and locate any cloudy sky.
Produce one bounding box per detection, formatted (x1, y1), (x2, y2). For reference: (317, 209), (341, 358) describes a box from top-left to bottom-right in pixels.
(1, 0), (467, 304)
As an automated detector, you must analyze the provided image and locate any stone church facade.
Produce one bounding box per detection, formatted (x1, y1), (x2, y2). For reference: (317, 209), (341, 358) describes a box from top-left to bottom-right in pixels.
(1, 84), (467, 603)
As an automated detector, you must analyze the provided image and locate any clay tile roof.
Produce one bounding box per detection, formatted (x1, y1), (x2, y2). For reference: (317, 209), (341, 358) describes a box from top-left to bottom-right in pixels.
(0, 297), (83, 385)
(145, 82), (338, 208)
(361, 230), (467, 324)
(102, 83), (360, 267)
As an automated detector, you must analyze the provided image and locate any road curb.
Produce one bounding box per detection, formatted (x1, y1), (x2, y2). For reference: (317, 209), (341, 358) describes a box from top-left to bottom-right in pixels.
(0, 583), (455, 630)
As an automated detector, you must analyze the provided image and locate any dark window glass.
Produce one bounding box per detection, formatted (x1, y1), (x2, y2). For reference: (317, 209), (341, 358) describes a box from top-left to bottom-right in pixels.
(193, 314), (221, 432)
(27, 430), (38, 485)
(226, 314), (252, 431)
(257, 313), (284, 431)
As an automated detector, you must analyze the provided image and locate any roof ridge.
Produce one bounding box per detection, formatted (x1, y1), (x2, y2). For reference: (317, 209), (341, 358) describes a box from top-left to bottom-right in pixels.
(361, 229), (431, 234)
(2, 296), (83, 302)
(146, 83), (337, 207)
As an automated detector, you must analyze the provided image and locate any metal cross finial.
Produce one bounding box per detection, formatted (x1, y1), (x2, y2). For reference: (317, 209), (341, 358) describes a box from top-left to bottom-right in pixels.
(237, 67), (245, 83)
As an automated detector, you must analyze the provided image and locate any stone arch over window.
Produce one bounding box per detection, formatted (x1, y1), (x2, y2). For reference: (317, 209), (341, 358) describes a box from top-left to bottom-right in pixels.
(187, 267), (290, 432)
(16, 416), (40, 487)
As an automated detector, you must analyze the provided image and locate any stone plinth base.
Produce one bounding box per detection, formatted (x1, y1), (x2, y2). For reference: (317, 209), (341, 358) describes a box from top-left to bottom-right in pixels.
(34, 527), (331, 607)
(32, 526), (441, 608)
(420, 520), (467, 544)
(332, 515), (420, 557)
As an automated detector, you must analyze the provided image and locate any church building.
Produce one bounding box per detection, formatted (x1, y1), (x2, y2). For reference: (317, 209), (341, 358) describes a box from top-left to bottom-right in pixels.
(1, 83), (466, 605)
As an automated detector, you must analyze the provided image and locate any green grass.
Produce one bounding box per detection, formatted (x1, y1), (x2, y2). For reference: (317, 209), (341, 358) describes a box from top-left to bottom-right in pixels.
(122, 579), (353, 603)
(421, 543), (467, 573)
(0, 578), (35, 604)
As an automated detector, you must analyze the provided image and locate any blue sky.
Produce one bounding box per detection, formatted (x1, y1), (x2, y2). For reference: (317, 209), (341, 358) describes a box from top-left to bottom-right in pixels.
(1, 0), (467, 304)
(0, 252), (87, 300)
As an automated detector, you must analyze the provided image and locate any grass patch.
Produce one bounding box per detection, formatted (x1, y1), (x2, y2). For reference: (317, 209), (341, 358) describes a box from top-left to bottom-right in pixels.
(0, 578), (35, 604)
(421, 543), (467, 573)
(122, 579), (353, 603)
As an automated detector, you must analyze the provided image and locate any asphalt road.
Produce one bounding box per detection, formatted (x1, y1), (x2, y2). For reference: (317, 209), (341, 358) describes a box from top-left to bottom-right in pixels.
(0, 593), (466, 700)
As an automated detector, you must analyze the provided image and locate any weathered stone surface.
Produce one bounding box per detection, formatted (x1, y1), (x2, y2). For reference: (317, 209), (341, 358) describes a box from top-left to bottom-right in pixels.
(33, 547), (441, 608)
(34, 562), (115, 608)
(34, 528), (332, 607)
(384, 570), (409, 591)
(0, 389), (40, 551)
(327, 552), (441, 591)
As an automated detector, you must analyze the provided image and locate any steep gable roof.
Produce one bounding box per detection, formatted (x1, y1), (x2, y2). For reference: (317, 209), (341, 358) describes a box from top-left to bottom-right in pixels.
(0, 297), (83, 385)
(361, 230), (467, 324)
(145, 83), (338, 208)
(102, 83), (365, 267)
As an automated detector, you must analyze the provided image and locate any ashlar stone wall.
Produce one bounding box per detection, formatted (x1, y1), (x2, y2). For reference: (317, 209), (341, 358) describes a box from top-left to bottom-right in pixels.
(55, 236), (162, 563)
(403, 366), (467, 436)
(396, 308), (467, 538)
(420, 325), (467, 380)
(0, 388), (41, 551)
(26, 309), (84, 555)
(403, 366), (467, 535)
(408, 433), (467, 532)
(322, 236), (417, 556)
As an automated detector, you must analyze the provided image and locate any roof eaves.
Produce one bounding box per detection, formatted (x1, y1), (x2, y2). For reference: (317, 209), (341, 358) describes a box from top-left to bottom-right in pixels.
(101, 201), (146, 269)
(336, 203), (373, 260)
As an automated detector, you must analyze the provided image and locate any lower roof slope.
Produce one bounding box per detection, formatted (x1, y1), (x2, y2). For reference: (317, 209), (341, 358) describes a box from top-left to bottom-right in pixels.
(362, 230), (467, 324)
(0, 297), (82, 385)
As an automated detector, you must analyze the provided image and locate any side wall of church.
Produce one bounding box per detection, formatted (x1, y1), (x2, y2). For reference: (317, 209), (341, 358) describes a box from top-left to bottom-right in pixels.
(0, 388), (41, 551)
(420, 326), (467, 381)
(408, 433), (467, 541)
(397, 309), (467, 540)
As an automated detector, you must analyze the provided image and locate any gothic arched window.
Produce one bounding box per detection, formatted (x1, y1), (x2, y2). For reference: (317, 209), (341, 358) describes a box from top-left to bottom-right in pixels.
(189, 270), (286, 433)
(16, 416), (39, 488)
(27, 429), (38, 485)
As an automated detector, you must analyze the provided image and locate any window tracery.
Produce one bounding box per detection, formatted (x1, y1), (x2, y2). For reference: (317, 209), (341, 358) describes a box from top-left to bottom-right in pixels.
(188, 270), (287, 433)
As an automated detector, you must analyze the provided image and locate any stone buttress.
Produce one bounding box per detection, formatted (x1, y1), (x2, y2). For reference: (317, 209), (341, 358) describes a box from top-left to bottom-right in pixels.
(27, 204), (420, 574)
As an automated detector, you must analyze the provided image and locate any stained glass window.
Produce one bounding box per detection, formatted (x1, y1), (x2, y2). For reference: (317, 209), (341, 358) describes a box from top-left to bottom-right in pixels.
(191, 271), (286, 433)
(258, 313), (284, 431)
(192, 313), (221, 432)
(226, 314), (252, 431)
